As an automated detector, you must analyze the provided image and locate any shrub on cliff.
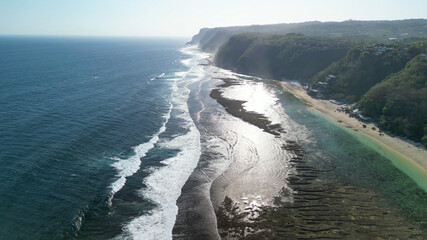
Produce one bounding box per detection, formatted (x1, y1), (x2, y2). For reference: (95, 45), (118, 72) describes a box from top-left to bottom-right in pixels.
(358, 54), (427, 146)
(215, 33), (352, 81)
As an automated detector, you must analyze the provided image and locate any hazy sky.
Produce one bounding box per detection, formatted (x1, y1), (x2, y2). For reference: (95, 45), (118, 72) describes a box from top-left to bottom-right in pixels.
(0, 0), (426, 37)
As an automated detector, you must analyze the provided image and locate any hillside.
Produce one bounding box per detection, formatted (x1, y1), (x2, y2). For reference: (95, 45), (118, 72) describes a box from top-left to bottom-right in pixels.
(358, 54), (427, 146)
(215, 33), (354, 81)
(310, 42), (426, 102)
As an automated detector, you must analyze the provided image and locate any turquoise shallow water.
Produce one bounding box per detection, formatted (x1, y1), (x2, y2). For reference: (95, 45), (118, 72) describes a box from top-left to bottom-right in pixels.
(270, 83), (427, 229)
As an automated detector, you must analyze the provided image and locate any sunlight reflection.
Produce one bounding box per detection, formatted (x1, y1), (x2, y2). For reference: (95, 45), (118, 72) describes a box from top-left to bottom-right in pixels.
(221, 80), (281, 124)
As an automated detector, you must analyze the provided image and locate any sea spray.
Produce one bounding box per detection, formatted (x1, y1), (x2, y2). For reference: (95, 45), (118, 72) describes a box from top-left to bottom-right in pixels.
(109, 102), (173, 198)
(118, 124), (201, 240)
(114, 47), (205, 239)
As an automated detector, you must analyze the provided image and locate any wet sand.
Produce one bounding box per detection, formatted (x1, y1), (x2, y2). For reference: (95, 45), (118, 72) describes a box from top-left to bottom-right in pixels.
(173, 75), (290, 239)
(208, 77), (291, 209)
(173, 65), (426, 239)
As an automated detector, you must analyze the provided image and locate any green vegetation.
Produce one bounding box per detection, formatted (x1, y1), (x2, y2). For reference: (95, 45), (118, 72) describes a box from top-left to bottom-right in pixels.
(310, 42), (425, 102)
(215, 33), (353, 80)
(310, 41), (427, 145)
(358, 54), (427, 146)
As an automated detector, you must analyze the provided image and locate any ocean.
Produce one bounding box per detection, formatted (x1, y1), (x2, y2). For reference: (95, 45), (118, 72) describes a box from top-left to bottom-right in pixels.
(0, 37), (203, 239)
(0, 37), (425, 239)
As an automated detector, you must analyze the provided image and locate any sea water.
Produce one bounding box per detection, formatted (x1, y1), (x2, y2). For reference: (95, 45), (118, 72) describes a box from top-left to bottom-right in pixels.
(0, 36), (202, 239)
(0, 37), (425, 240)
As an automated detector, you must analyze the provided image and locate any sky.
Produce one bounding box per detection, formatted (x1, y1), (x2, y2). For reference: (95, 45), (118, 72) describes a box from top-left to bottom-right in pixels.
(0, 0), (426, 37)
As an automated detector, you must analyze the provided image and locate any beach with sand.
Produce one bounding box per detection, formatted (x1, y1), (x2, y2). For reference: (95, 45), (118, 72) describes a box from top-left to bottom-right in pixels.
(280, 81), (427, 191)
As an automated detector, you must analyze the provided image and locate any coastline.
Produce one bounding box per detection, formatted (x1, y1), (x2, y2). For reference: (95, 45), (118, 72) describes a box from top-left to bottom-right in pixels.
(174, 50), (427, 238)
(280, 81), (427, 191)
(205, 74), (426, 239)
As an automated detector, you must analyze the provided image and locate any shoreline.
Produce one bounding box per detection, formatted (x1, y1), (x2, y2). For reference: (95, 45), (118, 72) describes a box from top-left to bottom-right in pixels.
(186, 53), (427, 238)
(280, 81), (427, 191)
(207, 75), (426, 239)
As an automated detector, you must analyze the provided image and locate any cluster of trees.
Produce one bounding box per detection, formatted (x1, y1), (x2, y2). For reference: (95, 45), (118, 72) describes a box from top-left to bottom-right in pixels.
(358, 54), (427, 146)
(310, 42), (425, 102)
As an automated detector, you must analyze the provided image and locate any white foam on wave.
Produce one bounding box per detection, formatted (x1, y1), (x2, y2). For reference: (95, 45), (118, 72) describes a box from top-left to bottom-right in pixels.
(109, 103), (173, 198)
(157, 73), (165, 78)
(174, 71), (187, 77)
(149, 73), (166, 83)
(118, 123), (200, 240)
(181, 45), (210, 67)
(180, 58), (192, 67)
(114, 46), (204, 240)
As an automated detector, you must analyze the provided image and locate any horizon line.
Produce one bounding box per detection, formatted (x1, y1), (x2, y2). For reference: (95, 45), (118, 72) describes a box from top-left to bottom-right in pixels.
(1, 18), (426, 38)
(0, 34), (192, 39)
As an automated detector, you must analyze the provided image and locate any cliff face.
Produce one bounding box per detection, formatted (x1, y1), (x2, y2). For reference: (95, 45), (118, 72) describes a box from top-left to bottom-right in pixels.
(213, 34), (258, 70)
(187, 28), (236, 53)
(215, 34), (351, 81)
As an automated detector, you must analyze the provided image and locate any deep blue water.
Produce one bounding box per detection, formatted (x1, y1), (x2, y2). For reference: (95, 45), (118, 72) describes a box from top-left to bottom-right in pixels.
(0, 36), (191, 239)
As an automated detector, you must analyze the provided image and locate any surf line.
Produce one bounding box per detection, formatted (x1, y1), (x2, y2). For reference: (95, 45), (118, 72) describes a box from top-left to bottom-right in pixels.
(108, 102), (173, 206)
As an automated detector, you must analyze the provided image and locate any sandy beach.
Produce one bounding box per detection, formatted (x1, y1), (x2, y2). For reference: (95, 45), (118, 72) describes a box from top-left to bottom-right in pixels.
(280, 81), (427, 186)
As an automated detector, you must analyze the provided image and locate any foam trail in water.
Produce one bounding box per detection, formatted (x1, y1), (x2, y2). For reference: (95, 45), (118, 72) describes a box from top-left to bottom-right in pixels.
(118, 124), (200, 240)
(150, 73), (165, 82)
(109, 103), (173, 197)
(114, 46), (204, 240)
